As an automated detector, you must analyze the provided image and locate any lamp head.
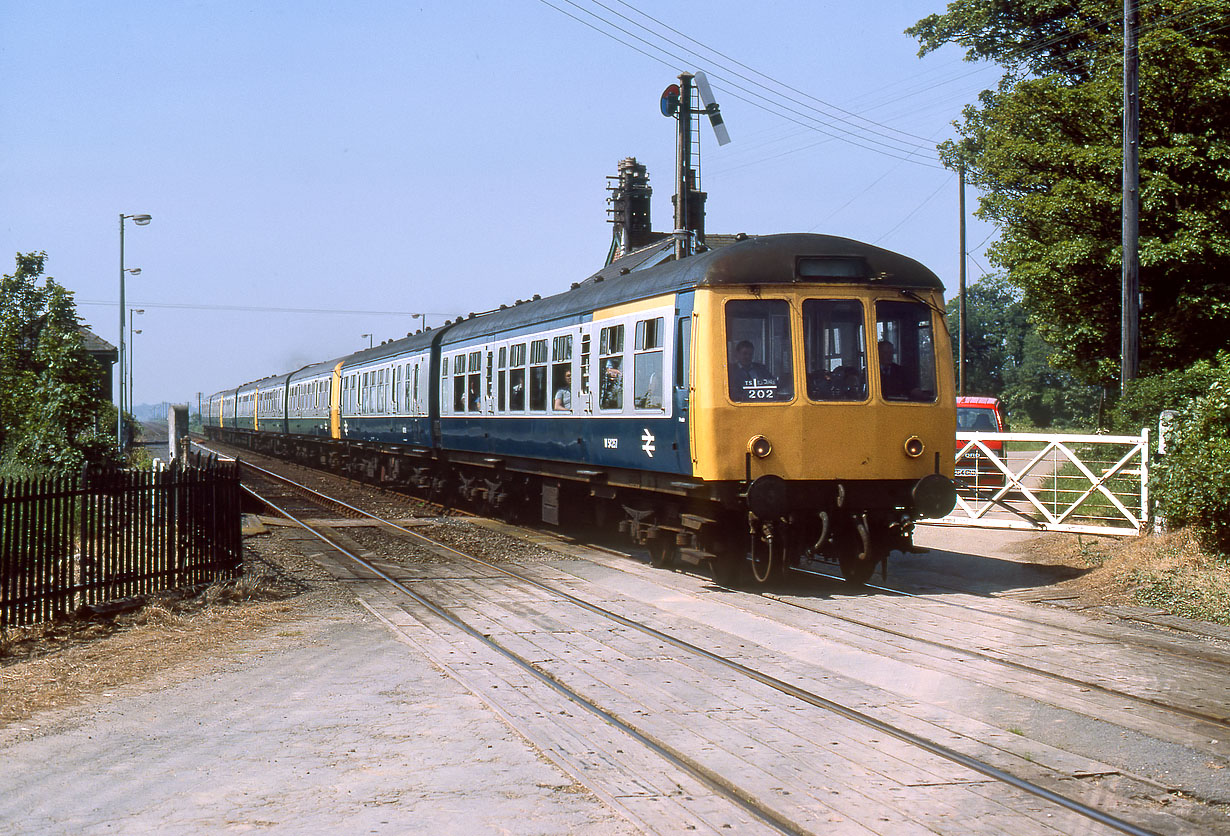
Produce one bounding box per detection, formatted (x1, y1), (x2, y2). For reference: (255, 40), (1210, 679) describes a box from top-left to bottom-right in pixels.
(125, 267), (142, 276)
(131, 214), (152, 226)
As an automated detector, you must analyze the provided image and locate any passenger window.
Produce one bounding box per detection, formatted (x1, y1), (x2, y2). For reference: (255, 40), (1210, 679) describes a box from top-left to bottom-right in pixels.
(725, 300), (794, 402)
(498, 346), (507, 412)
(634, 317), (664, 410)
(452, 355), (466, 412)
(509, 344), (526, 411)
(598, 324), (625, 410)
(468, 351), (482, 412)
(551, 335), (573, 412)
(529, 339), (548, 412)
(875, 300), (937, 402)
(580, 332), (592, 400)
(803, 300), (867, 401)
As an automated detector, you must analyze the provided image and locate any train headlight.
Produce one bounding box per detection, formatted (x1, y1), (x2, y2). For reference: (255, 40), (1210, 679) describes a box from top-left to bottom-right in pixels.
(747, 435), (773, 458)
(903, 436), (925, 458)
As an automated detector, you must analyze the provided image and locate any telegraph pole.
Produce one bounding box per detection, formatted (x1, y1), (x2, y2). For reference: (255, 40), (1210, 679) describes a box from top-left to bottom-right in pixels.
(1121, 0), (1140, 386)
(958, 164), (967, 397)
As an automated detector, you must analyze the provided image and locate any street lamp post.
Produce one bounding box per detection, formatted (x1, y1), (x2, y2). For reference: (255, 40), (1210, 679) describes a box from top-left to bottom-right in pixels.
(118, 213), (151, 450)
(129, 308), (144, 418)
(361, 333), (373, 349)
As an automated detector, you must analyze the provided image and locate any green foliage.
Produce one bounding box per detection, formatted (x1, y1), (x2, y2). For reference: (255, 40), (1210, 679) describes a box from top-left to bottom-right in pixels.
(1151, 355), (1230, 554)
(0, 253), (119, 477)
(911, 1), (1230, 384)
(1110, 353), (1225, 432)
(946, 274), (1103, 427)
(1132, 560), (1230, 624)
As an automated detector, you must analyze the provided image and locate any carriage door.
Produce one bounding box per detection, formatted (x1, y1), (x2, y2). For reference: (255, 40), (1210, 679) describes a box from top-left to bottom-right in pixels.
(674, 315), (691, 421)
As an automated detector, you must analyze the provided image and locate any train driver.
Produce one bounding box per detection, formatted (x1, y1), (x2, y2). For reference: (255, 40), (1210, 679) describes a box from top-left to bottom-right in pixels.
(878, 339), (910, 399)
(728, 340), (776, 400)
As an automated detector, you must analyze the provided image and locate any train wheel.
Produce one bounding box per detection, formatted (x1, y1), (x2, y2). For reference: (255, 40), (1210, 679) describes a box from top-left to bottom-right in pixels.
(836, 515), (887, 586)
(710, 549), (744, 588)
(838, 552), (878, 586)
(647, 537), (676, 569)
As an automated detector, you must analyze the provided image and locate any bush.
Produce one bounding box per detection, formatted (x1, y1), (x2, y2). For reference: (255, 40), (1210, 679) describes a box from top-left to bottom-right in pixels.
(1111, 357), (1223, 434)
(1150, 354), (1230, 555)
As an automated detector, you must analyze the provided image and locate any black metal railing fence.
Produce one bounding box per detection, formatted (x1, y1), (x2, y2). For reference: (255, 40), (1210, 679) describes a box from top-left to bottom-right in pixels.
(0, 455), (242, 628)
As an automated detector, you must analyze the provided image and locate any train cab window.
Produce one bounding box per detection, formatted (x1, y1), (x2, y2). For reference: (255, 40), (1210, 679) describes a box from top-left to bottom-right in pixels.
(875, 300), (937, 403)
(599, 324), (625, 410)
(529, 339), (548, 412)
(803, 300), (868, 401)
(509, 344), (526, 411)
(725, 300), (794, 402)
(551, 335), (573, 413)
(634, 317), (664, 411)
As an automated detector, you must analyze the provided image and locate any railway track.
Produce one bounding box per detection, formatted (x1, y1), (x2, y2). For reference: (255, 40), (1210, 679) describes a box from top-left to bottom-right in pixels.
(221, 440), (1230, 734)
(226, 450), (1197, 835)
(757, 579), (1230, 731)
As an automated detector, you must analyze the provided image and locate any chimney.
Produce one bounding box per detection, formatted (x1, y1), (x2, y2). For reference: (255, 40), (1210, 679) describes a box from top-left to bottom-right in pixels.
(606, 157), (653, 261)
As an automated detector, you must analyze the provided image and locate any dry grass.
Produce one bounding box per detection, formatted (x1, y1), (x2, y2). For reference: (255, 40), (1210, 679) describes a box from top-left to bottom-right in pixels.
(1022, 528), (1230, 623)
(0, 533), (331, 729)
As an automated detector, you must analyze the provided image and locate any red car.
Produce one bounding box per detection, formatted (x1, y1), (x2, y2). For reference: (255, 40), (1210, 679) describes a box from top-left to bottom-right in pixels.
(956, 396), (1008, 492)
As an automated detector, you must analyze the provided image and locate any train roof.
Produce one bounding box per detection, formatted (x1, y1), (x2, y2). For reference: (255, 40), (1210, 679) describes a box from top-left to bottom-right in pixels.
(442, 233), (944, 344)
(208, 233), (944, 395)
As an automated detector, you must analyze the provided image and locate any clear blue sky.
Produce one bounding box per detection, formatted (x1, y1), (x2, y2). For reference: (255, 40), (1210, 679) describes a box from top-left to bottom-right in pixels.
(1, 0), (999, 410)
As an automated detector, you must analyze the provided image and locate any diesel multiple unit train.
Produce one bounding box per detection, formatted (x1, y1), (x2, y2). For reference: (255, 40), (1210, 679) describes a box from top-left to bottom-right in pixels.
(205, 232), (957, 585)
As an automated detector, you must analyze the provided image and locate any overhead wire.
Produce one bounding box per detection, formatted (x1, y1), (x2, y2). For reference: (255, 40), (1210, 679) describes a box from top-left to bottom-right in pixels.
(608, 0), (939, 146)
(537, 0), (946, 167)
(536, 0), (1229, 250)
(78, 299), (442, 317)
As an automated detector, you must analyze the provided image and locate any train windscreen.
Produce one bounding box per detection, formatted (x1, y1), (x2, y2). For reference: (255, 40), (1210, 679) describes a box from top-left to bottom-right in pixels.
(875, 299), (938, 402)
(725, 299), (794, 402)
(803, 299), (867, 401)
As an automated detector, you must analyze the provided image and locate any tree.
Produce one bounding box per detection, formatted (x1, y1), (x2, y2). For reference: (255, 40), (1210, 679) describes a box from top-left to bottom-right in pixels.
(947, 274), (1026, 395)
(910, 1), (1230, 384)
(947, 273), (1102, 427)
(0, 253), (118, 476)
(0, 252), (46, 453)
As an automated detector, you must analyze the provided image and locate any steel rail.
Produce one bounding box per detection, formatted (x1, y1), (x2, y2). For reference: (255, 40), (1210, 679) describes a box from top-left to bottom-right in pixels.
(779, 570), (1230, 729)
(239, 478), (809, 836)
(237, 458), (1160, 836)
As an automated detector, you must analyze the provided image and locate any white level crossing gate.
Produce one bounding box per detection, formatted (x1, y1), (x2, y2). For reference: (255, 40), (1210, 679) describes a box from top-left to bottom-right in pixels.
(938, 430), (1151, 535)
